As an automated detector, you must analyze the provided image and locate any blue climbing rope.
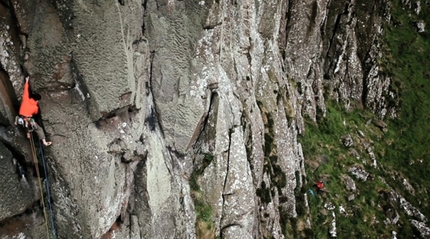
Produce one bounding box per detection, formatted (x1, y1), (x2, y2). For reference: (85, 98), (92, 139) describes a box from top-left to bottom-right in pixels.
(39, 141), (57, 239)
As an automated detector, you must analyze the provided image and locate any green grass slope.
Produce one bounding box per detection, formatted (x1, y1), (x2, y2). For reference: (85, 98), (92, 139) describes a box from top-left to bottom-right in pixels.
(299, 2), (430, 238)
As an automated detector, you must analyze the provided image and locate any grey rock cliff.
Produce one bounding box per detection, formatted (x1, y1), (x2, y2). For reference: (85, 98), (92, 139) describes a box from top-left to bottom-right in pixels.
(0, 0), (420, 238)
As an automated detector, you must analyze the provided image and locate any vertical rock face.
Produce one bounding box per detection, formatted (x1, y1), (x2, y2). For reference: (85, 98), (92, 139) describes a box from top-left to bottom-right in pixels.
(0, 0), (402, 239)
(0, 142), (36, 221)
(322, 0), (397, 119)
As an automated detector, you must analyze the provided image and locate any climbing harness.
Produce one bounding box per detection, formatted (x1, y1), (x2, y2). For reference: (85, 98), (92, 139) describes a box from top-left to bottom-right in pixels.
(14, 116), (35, 132)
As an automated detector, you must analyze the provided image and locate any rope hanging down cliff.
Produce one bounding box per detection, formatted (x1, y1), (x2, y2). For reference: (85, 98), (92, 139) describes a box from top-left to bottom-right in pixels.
(38, 138), (57, 239)
(29, 132), (57, 239)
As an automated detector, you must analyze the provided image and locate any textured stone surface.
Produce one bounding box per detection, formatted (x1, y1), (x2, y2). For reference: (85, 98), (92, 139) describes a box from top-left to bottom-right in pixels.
(411, 220), (430, 238)
(0, 142), (37, 221)
(0, 0), (422, 238)
(348, 165), (369, 181)
(341, 174), (356, 192)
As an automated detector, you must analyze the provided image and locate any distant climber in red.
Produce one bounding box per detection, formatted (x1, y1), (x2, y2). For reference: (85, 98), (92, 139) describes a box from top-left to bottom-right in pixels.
(19, 76), (52, 146)
(313, 180), (325, 193)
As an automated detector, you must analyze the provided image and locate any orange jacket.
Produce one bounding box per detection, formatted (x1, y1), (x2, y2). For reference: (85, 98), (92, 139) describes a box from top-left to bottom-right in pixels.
(19, 81), (39, 117)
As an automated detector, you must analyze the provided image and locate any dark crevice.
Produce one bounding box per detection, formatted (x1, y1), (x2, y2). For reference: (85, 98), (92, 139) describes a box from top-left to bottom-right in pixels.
(246, 39), (252, 65)
(102, 105), (136, 121)
(99, 111), (117, 121)
(282, 0), (294, 50)
(310, 1), (318, 24)
(325, 13), (341, 59)
(101, 216), (121, 239)
(2, 142), (32, 180)
(361, 45), (374, 105)
(203, 22), (222, 30)
(190, 92), (217, 151)
(361, 79), (369, 110)
(319, 2), (329, 38)
(220, 223), (242, 237)
(115, 215), (122, 224)
(141, 0), (148, 35)
(219, 128), (234, 231)
(5, 0), (28, 37)
(145, 50), (164, 136)
(325, 2), (350, 59)
(242, 112), (255, 179)
(132, 37), (146, 45)
(96, 106), (124, 121)
(145, 107), (157, 132)
(167, 145), (186, 159)
(146, 51), (156, 129)
(127, 105), (138, 120)
(70, 53), (98, 120)
(322, 2), (352, 83)
(95, 106), (137, 130)
(147, 50), (155, 95)
(118, 0), (125, 6)
(0, 0), (10, 8)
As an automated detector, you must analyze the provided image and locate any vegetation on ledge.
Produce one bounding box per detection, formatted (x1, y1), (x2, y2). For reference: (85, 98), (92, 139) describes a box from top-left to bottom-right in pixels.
(300, 2), (430, 238)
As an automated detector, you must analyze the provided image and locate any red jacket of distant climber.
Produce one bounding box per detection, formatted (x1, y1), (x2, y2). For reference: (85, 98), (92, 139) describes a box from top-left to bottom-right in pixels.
(19, 81), (39, 117)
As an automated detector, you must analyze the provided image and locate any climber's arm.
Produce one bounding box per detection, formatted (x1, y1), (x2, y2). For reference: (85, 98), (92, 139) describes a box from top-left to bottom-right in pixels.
(22, 77), (30, 100)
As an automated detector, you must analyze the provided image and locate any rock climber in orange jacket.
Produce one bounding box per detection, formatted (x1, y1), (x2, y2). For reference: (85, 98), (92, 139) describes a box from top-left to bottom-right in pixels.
(19, 76), (52, 146)
(316, 181), (324, 190)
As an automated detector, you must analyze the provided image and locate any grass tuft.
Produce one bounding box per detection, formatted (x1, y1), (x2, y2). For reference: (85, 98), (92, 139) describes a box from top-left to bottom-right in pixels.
(190, 153), (215, 238)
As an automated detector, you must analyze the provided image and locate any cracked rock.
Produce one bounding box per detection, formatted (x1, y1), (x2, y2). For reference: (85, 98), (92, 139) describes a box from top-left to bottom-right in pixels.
(348, 165), (369, 181)
(341, 174), (356, 192)
(341, 134), (354, 147)
(416, 20), (425, 33)
(411, 220), (430, 238)
(324, 202), (335, 211)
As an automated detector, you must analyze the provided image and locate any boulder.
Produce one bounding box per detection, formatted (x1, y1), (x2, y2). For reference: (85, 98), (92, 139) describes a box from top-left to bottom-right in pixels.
(416, 20), (425, 33)
(341, 174), (356, 192)
(411, 220), (430, 238)
(383, 207), (400, 225)
(348, 165), (369, 181)
(341, 134), (353, 147)
(329, 211), (337, 238)
(372, 119), (387, 130)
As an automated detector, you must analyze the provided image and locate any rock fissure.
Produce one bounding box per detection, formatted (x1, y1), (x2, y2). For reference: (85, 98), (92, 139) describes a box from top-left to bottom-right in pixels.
(69, 53), (96, 118)
(1, 0), (428, 238)
(219, 128), (234, 231)
(220, 222), (242, 235)
(186, 91), (215, 151)
(2, 141), (30, 177)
